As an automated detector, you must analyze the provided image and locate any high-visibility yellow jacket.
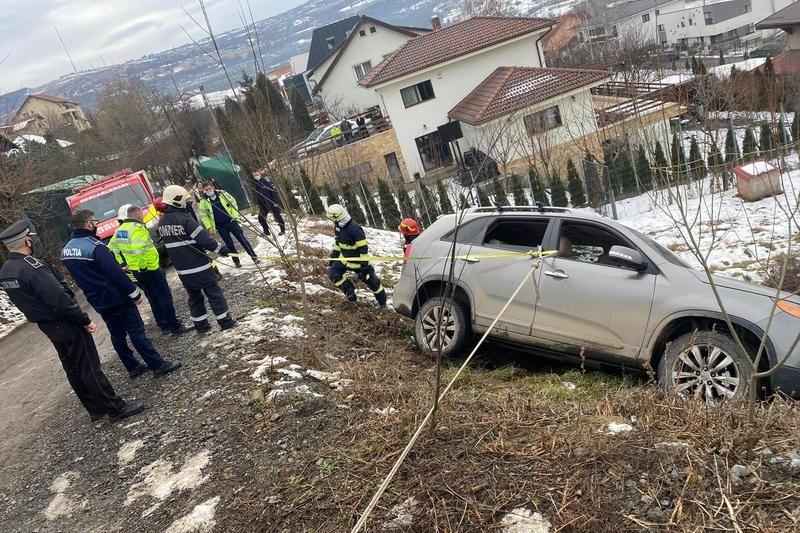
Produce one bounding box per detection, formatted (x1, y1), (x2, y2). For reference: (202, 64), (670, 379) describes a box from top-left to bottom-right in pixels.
(108, 220), (160, 272)
(197, 191), (240, 232)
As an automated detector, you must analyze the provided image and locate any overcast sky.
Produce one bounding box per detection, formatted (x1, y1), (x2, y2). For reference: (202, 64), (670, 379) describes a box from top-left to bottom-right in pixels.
(0, 0), (306, 91)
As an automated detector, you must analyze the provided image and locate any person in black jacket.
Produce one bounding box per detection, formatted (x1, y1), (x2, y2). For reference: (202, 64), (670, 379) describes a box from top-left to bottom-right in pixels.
(62, 211), (182, 379)
(158, 185), (236, 332)
(325, 204), (386, 307)
(0, 220), (144, 423)
(253, 171), (286, 236)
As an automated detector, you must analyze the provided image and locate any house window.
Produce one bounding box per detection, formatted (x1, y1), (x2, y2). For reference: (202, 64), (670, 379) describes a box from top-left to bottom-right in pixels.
(359, 29), (366, 37)
(325, 36), (336, 49)
(414, 131), (453, 172)
(400, 80), (435, 108)
(523, 105), (562, 135)
(688, 18), (693, 26)
(369, 26), (377, 33)
(656, 9), (660, 15)
(611, 25), (618, 36)
(354, 61), (372, 80)
(658, 24), (665, 31)
(642, 13), (650, 23)
(704, 10), (713, 24)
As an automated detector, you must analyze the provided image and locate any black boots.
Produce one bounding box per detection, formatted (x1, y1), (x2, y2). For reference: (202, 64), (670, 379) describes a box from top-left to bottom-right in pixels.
(153, 360), (182, 377)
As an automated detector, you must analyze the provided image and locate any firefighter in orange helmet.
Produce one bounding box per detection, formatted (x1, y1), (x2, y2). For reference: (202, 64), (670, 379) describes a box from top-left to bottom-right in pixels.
(398, 218), (421, 260)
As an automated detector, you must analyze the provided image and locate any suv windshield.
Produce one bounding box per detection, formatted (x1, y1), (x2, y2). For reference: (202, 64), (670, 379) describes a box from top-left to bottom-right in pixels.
(629, 227), (691, 268)
(77, 183), (148, 221)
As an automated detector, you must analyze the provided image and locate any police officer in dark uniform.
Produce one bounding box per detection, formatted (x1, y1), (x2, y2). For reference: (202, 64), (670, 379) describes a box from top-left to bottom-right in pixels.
(253, 171), (286, 236)
(157, 185), (236, 332)
(0, 220), (144, 423)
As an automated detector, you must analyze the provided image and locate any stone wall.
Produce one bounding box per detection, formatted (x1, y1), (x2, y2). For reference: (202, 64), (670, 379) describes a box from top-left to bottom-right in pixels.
(297, 129), (411, 187)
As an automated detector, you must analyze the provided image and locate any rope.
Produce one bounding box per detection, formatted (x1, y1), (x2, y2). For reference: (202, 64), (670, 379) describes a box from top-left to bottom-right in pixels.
(350, 259), (541, 533)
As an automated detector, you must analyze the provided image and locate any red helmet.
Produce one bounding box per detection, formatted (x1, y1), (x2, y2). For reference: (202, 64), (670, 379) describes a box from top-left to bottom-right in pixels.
(398, 218), (420, 237)
(154, 196), (167, 213)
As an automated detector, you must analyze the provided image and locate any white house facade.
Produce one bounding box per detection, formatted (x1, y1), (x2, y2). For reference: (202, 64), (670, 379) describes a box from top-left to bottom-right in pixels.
(450, 67), (612, 174)
(306, 17), (429, 116)
(359, 17), (554, 179)
(578, 0), (792, 49)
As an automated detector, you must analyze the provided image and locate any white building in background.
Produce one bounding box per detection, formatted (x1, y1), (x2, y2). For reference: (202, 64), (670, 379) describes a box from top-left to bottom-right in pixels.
(305, 16), (430, 117)
(359, 16), (555, 178)
(577, 0), (793, 50)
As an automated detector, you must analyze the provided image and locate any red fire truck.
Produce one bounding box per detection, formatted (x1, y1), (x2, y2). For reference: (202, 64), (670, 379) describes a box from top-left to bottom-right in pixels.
(66, 169), (161, 241)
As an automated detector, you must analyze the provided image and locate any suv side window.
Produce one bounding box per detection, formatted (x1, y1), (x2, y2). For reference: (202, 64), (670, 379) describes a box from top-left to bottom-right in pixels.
(440, 218), (491, 244)
(482, 218), (550, 250)
(558, 221), (633, 266)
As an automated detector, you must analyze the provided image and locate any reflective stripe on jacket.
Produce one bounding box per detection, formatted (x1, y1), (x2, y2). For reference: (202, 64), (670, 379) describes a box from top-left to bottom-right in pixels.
(109, 220), (160, 272)
(330, 219), (369, 269)
(157, 206), (223, 288)
(198, 191), (239, 232)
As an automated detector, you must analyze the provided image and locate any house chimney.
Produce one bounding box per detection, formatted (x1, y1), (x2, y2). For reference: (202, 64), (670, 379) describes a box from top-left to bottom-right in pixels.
(431, 15), (442, 30)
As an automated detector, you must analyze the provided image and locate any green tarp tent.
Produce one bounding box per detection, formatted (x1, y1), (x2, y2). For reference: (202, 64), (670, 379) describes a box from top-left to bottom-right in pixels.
(195, 155), (251, 209)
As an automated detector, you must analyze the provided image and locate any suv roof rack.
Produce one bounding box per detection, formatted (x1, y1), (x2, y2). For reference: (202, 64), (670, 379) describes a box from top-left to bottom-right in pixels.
(469, 203), (571, 214)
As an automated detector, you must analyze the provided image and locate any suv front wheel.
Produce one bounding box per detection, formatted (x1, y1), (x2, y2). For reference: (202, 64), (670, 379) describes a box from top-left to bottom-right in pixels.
(658, 330), (753, 404)
(414, 297), (470, 358)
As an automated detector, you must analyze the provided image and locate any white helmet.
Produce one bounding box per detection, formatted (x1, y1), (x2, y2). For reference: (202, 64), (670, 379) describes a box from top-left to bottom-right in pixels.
(117, 204), (132, 221)
(325, 203), (351, 226)
(163, 185), (191, 208)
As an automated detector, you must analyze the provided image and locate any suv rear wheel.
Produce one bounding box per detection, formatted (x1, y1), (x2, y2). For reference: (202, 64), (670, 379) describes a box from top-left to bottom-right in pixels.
(414, 297), (470, 358)
(658, 330), (752, 404)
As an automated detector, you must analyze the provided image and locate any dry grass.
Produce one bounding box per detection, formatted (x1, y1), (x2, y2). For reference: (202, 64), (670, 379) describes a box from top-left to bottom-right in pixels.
(219, 291), (800, 532)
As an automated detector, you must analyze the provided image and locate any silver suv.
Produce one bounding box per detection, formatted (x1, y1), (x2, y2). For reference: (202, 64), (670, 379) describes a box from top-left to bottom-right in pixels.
(392, 206), (800, 403)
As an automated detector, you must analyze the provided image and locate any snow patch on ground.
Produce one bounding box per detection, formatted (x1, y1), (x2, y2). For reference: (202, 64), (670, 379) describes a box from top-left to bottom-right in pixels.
(44, 471), (85, 520)
(499, 507), (551, 533)
(125, 450), (211, 516)
(0, 292), (25, 339)
(604, 422), (634, 435)
(164, 496), (220, 533)
(117, 439), (145, 468)
(251, 355), (289, 382)
(383, 497), (418, 530)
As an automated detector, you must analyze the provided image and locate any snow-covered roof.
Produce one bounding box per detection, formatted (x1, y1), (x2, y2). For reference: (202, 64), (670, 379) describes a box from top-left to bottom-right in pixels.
(13, 135), (74, 149)
(709, 57), (767, 79)
(186, 88), (244, 110)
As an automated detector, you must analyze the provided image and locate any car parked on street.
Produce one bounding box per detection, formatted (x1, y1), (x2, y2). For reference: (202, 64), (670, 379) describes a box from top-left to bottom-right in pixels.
(392, 206), (800, 403)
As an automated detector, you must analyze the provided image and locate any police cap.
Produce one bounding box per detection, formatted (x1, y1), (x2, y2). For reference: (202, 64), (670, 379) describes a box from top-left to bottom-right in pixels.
(0, 220), (36, 246)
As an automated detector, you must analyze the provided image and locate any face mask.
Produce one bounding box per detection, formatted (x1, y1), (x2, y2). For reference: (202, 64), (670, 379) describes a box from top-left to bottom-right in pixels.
(254, 175), (262, 181)
(89, 224), (98, 236)
(205, 191), (216, 198)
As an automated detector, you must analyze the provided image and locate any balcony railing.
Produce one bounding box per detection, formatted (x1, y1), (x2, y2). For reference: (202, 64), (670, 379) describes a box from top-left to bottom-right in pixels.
(290, 107), (392, 160)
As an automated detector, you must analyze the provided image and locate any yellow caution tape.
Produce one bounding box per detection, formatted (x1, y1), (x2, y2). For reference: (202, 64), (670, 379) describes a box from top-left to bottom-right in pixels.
(226, 249), (558, 263)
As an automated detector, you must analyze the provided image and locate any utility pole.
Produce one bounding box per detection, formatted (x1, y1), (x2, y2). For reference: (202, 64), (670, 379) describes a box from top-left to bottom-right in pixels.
(55, 27), (78, 74)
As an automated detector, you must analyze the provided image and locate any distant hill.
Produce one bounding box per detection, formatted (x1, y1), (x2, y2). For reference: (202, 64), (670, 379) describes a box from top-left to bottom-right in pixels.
(0, 0), (577, 117)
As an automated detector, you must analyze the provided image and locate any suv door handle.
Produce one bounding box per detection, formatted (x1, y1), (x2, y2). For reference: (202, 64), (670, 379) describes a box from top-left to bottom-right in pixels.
(544, 270), (569, 279)
(461, 257), (480, 264)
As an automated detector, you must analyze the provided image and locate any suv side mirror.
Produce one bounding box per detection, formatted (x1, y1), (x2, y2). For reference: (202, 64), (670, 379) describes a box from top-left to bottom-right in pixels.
(608, 245), (648, 271)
